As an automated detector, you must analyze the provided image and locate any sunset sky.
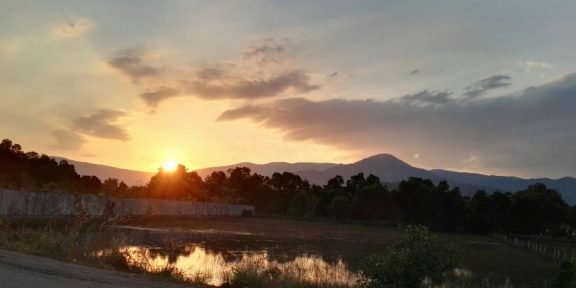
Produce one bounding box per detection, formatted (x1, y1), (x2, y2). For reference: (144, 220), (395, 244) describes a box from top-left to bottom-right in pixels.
(1, 1), (575, 178)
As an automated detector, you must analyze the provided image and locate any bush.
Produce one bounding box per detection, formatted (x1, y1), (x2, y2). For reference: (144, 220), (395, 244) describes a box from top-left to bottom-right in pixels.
(551, 262), (576, 288)
(360, 225), (458, 288)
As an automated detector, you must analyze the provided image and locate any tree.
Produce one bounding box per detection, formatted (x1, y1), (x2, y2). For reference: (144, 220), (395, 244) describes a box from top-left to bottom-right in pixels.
(147, 164), (205, 200)
(327, 196), (351, 219)
(351, 181), (388, 221)
(268, 172), (310, 214)
(510, 184), (568, 234)
(288, 192), (318, 217)
(81, 175), (102, 194)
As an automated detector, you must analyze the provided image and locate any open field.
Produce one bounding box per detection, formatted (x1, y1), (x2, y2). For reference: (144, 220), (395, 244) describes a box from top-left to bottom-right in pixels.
(123, 217), (558, 287)
(0, 216), (563, 287)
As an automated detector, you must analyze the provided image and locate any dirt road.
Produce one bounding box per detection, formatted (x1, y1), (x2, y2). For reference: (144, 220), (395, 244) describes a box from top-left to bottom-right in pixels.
(0, 249), (198, 288)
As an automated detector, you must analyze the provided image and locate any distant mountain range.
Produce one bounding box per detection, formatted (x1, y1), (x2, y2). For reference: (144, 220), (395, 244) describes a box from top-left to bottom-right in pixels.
(54, 157), (154, 187)
(58, 154), (576, 204)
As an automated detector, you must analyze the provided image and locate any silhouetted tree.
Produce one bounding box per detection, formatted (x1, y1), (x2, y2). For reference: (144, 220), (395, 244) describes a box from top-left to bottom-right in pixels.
(148, 164), (205, 200)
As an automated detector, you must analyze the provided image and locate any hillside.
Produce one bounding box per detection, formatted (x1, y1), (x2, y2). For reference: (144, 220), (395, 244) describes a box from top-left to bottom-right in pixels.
(54, 158), (154, 186)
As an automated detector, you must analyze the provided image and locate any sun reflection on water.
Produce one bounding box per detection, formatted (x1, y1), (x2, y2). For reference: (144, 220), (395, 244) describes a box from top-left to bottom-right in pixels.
(120, 245), (359, 286)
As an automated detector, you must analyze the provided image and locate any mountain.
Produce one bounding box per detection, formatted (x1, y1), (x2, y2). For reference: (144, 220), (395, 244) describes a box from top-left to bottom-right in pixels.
(297, 154), (433, 185)
(430, 169), (576, 204)
(55, 154), (576, 204)
(54, 158), (154, 186)
(195, 162), (338, 178)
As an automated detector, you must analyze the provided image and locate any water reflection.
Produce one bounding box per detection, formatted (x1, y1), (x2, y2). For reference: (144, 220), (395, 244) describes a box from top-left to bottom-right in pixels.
(120, 245), (359, 286)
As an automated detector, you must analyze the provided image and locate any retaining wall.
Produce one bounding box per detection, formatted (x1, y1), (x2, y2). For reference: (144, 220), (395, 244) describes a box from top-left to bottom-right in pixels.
(0, 189), (254, 218)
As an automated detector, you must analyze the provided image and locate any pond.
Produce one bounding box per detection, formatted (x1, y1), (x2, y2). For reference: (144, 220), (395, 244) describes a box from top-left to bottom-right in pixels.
(110, 225), (370, 286)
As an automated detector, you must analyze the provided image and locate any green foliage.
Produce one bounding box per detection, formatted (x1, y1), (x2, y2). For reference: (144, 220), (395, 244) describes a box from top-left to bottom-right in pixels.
(552, 262), (576, 288)
(510, 184), (568, 234)
(289, 192), (318, 217)
(360, 225), (458, 288)
(327, 196), (351, 219)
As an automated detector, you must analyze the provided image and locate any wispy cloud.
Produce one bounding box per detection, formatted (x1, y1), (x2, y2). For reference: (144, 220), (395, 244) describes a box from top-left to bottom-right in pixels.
(463, 75), (511, 99)
(184, 70), (318, 100)
(74, 109), (130, 141)
(398, 90), (453, 106)
(51, 129), (86, 150)
(108, 39), (319, 108)
(516, 60), (553, 72)
(139, 86), (180, 108)
(108, 50), (161, 83)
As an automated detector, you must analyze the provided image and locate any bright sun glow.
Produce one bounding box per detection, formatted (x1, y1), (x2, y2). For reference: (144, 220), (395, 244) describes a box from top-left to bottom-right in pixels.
(162, 160), (178, 172)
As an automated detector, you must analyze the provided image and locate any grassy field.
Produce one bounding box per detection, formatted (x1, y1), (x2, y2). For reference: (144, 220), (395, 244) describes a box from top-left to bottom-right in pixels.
(0, 216), (561, 287)
(124, 217), (559, 287)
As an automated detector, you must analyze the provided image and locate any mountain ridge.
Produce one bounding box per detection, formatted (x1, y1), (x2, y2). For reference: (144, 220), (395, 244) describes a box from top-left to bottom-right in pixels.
(56, 154), (576, 204)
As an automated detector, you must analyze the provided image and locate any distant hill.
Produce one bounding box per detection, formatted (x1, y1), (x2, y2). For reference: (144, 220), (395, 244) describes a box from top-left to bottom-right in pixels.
(54, 158), (154, 186)
(194, 162), (338, 178)
(297, 154), (433, 184)
(430, 169), (576, 204)
(55, 154), (576, 204)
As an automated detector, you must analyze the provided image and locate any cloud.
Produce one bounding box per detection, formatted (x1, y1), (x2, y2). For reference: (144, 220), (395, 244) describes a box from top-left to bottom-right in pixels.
(139, 86), (180, 108)
(108, 50), (161, 83)
(184, 70), (319, 100)
(516, 60), (553, 72)
(398, 90), (453, 106)
(74, 109), (130, 141)
(243, 38), (297, 67)
(219, 72), (576, 177)
(464, 75), (511, 98)
(113, 39), (319, 108)
(51, 18), (91, 39)
(51, 129), (86, 150)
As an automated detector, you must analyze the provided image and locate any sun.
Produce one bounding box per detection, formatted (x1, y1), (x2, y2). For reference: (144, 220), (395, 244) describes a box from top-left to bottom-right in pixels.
(162, 160), (178, 172)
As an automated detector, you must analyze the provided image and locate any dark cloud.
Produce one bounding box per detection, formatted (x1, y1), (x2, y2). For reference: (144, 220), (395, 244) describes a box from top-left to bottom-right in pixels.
(398, 90), (453, 105)
(139, 86), (180, 107)
(185, 70), (319, 100)
(74, 109), (130, 141)
(51, 129), (86, 150)
(108, 50), (160, 83)
(464, 75), (511, 98)
(219, 73), (576, 177)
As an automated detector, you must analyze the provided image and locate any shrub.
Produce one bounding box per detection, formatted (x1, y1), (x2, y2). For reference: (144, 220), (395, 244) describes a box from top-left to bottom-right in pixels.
(360, 225), (458, 288)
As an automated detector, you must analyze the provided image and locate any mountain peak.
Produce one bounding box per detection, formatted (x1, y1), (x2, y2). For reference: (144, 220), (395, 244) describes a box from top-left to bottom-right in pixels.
(354, 153), (411, 167)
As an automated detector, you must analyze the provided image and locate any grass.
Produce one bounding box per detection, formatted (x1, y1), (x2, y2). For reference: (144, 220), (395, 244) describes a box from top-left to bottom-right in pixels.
(437, 233), (557, 287)
(0, 217), (564, 287)
(126, 217), (560, 287)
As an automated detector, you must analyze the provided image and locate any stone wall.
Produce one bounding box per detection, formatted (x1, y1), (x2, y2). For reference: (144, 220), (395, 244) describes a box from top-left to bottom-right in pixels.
(0, 189), (254, 218)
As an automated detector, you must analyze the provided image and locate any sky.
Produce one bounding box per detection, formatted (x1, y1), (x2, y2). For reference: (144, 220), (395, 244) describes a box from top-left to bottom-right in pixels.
(0, 0), (575, 178)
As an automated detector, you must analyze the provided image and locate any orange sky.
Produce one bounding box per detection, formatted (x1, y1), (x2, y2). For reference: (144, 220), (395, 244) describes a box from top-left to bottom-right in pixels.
(1, 1), (576, 177)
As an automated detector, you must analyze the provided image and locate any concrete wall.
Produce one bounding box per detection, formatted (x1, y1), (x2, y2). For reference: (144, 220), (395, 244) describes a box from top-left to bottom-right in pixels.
(0, 189), (254, 218)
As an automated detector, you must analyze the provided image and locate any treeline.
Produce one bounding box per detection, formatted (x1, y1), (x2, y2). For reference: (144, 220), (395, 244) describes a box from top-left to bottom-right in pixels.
(0, 139), (139, 195)
(147, 165), (576, 235)
(1, 139), (575, 235)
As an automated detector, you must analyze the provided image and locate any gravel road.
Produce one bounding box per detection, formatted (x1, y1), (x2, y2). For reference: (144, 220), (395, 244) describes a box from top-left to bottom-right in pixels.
(0, 249), (199, 288)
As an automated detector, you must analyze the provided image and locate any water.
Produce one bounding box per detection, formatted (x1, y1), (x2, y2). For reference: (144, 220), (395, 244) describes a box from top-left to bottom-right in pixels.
(106, 225), (371, 286)
(120, 244), (359, 286)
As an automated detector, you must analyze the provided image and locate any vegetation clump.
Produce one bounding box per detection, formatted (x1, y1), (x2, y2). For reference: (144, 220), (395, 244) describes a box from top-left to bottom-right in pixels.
(360, 225), (458, 288)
